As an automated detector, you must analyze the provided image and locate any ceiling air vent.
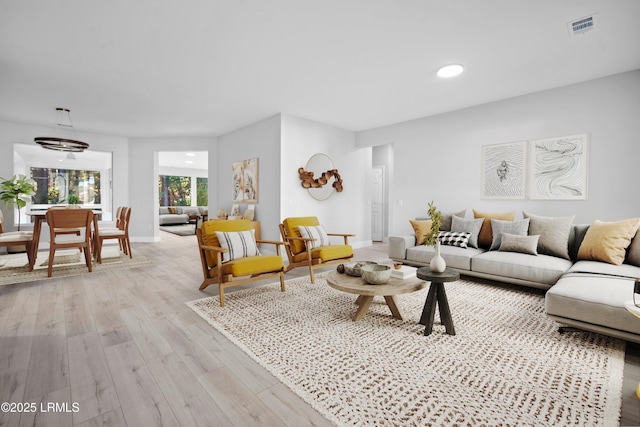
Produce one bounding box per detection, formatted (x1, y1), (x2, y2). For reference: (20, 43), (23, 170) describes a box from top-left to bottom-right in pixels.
(568, 14), (597, 36)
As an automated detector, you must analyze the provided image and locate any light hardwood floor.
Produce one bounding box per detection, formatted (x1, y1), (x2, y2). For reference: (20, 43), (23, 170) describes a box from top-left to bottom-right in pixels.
(0, 231), (638, 426)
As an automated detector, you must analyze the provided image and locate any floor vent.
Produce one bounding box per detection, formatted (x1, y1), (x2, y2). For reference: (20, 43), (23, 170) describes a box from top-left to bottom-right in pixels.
(568, 14), (597, 36)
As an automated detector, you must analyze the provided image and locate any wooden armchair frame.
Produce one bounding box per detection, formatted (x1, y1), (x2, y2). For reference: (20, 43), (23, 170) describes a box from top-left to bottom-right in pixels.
(279, 217), (354, 284)
(196, 224), (287, 307)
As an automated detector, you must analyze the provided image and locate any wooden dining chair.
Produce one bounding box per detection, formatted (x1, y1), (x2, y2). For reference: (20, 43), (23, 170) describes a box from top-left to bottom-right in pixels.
(93, 206), (132, 263)
(45, 208), (94, 277)
(0, 209), (36, 271)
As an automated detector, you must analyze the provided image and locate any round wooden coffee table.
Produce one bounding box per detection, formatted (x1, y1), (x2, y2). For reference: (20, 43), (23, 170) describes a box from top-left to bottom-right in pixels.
(326, 271), (426, 322)
(416, 267), (460, 336)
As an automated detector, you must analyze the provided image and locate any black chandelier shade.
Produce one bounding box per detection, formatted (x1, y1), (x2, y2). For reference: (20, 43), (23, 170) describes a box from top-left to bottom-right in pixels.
(34, 137), (90, 152)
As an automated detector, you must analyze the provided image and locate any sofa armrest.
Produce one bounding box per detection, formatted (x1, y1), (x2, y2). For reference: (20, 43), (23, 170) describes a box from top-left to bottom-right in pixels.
(389, 235), (417, 260)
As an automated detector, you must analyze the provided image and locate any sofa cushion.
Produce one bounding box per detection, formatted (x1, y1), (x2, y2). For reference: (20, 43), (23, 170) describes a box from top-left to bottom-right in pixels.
(566, 260), (640, 280)
(471, 250), (572, 286)
(409, 219), (432, 245)
(440, 210), (466, 231)
(182, 207), (201, 216)
(451, 216), (483, 248)
(546, 274), (640, 335)
(159, 206), (171, 215)
(499, 233), (539, 256)
(523, 212), (575, 260)
(489, 218), (530, 250)
(577, 218), (640, 265)
(158, 213), (189, 225)
(406, 244), (485, 271)
(473, 210), (515, 248)
(625, 228), (640, 267)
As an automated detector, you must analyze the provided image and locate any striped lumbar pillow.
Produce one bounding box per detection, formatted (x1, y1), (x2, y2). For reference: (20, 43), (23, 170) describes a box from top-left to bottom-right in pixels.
(215, 230), (261, 263)
(298, 225), (330, 250)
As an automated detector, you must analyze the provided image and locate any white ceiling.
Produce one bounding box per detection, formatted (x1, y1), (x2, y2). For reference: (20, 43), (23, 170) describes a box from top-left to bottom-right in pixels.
(1, 1), (639, 138)
(158, 151), (208, 171)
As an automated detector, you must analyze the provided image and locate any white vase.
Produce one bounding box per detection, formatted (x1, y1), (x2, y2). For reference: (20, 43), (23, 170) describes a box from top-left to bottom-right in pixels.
(430, 240), (446, 273)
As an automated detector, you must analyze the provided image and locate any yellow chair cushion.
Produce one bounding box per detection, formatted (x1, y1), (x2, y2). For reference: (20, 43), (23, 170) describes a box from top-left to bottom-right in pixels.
(292, 244), (353, 263)
(220, 255), (283, 277)
(202, 219), (253, 267)
(283, 216), (320, 255)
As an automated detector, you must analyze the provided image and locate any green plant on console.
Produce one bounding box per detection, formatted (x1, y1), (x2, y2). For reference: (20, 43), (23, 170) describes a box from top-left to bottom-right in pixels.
(68, 194), (80, 205)
(0, 174), (36, 231)
(424, 200), (441, 246)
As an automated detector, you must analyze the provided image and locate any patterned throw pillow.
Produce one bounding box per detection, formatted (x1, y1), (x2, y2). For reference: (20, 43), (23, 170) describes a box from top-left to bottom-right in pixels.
(298, 225), (330, 250)
(437, 231), (471, 249)
(215, 230), (261, 263)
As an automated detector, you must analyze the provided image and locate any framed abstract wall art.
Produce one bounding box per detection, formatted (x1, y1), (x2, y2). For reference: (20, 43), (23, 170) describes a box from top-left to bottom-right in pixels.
(481, 141), (527, 199)
(232, 157), (259, 202)
(528, 133), (588, 200)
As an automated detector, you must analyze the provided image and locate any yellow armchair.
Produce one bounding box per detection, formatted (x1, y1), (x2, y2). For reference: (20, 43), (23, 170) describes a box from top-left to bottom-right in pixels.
(279, 216), (354, 283)
(197, 219), (286, 307)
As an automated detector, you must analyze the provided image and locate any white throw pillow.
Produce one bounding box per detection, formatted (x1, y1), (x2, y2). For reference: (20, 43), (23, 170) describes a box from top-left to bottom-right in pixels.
(298, 225), (330, 250)
(215, 230), (261, 263)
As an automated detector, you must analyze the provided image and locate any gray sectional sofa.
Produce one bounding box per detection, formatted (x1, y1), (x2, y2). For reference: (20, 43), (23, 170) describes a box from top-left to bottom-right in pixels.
(389, 212), (640, 343)
(159, 206), (208, 225)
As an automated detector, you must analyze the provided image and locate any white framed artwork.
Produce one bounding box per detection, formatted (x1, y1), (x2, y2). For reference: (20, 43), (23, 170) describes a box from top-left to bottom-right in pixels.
(529, 133), (588, 200)
(232, 157), (259, 202)
(481, 141), (527, 199)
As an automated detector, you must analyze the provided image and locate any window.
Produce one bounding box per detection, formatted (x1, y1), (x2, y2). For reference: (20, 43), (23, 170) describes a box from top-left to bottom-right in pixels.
(158, 175), (191, 206)
(12, 143), (113, 225)
(31, 168), (101, 205)
(197, 177), (208, 206)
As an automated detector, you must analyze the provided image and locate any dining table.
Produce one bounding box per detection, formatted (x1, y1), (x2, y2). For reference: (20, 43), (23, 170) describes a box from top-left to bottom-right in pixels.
(26, 209), (102, 264)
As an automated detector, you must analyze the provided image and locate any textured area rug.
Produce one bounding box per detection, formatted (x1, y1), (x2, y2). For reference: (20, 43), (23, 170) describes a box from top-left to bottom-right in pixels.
(0, 245), (153, 286)
(187, 272), (625, 427)
(160, 224), (196, 236)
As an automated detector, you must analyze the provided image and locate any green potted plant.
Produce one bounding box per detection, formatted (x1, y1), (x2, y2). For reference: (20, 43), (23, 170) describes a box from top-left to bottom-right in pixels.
(424, 200), (441, 246)
(68, 194), (80, 205)
(0, 174), (36, 231)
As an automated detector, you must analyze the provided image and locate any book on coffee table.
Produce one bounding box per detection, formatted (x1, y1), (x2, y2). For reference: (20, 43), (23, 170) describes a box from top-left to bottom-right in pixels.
(391, 265), (417, 279)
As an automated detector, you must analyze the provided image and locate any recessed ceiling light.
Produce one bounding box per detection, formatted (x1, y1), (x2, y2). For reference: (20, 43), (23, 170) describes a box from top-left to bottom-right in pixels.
(186, 152), (196, 156)
(437, 64), (464, 78)
(185, 160), (194, 164)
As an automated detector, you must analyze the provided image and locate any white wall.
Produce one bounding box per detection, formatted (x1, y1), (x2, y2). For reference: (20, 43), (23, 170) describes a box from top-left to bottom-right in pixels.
(356, 70), (640, 236)
(281, 114), (372, 248)
(216, 114), (282, 242)
(128, 137), (214, 242)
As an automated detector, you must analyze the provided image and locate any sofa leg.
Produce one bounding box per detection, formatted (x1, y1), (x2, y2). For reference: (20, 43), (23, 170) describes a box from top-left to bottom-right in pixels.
(558, 326), (583, 334)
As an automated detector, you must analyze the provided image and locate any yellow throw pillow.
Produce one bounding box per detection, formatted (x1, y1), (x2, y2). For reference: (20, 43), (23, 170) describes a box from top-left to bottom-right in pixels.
(577, 218), (640, 265)
(473, 210), (515, 248)
(409, 219), (432, 245)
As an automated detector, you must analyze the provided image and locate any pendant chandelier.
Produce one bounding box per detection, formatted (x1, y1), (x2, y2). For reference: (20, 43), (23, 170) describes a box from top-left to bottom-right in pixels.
(34, 108), (89, 152)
